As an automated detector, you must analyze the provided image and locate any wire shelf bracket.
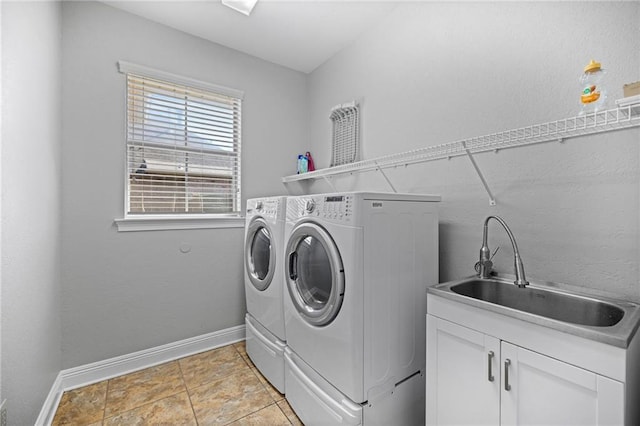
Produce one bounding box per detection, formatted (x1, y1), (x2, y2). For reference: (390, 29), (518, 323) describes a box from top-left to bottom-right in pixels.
(322, 175), (337, 192)
(462, 141), (496, 206)
(375, 161), (398, 193)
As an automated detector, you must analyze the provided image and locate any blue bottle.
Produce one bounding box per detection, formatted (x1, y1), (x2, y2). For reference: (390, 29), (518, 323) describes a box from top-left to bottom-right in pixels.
(297, 154), (308, 174)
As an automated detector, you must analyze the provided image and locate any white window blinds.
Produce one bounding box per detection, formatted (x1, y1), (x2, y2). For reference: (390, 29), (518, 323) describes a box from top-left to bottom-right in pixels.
(121, 63), (242, 216)
(330, 102), (360, 167)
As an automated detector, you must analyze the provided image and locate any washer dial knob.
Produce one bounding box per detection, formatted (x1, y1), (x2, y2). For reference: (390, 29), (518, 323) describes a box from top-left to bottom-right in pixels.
(305, 200), (316, 213)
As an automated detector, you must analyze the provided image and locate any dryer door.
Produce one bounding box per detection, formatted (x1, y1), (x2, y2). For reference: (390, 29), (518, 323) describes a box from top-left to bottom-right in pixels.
(245, 217), (276, 291)
(286, 222), (345, 326)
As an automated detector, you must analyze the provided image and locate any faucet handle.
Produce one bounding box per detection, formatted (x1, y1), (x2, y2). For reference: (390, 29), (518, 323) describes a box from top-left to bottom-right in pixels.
(490, 246), (500, 260)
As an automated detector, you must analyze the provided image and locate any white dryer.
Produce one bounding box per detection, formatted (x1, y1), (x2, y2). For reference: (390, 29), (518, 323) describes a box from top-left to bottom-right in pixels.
(283, 192), (440, 425)
(244, 196), (287, 393)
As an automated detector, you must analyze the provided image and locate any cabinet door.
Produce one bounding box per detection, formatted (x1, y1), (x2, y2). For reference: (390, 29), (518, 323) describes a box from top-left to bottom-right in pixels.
(426, 315), (500, 426)
(500, 342), (623, 426)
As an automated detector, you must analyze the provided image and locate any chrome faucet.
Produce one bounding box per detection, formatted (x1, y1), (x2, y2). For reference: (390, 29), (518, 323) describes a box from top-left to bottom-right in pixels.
(478, 216), (529, 288)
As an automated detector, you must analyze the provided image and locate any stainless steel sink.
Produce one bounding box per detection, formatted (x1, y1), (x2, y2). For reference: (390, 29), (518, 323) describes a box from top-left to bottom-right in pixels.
(450, 279), (624, 327)
(428, 276), (640, 348)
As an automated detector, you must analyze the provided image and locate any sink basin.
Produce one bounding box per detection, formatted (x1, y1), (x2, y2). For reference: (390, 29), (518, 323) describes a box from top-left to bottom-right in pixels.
(428, 275), (640, 348)
(450, 279), (624, 327)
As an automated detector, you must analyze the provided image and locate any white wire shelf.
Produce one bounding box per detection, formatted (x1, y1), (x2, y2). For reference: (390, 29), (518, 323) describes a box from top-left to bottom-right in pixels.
(282, 101), (640, 184)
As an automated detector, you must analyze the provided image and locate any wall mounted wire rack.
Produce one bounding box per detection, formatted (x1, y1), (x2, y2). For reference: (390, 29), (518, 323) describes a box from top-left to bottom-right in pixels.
(282, 100), (640, 204)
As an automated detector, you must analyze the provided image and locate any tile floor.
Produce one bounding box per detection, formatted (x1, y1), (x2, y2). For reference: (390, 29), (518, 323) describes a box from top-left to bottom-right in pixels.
(52, 341), (302, 425)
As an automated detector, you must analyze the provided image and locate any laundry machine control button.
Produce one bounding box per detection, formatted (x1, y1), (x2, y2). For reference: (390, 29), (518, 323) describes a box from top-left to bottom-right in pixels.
(256, 201), (263, 211)
(305, 200), (316, 213)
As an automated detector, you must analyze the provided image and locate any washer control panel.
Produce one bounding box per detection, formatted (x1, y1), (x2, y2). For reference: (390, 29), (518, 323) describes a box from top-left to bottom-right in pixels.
(321, 195), (353, 220)
(247, 198), (282, 220)
(289, 194), (354, 223)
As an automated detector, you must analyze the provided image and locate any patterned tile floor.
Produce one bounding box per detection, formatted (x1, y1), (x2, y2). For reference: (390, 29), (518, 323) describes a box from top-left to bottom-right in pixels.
(52, 342), (302, 425)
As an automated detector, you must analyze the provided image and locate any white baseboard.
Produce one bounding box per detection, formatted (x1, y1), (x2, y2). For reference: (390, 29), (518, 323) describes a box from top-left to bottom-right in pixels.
(35, 373), (63, 426)
(36, 325), (245, 426)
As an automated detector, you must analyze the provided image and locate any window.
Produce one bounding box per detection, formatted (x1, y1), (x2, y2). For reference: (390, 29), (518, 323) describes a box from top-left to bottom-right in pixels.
(119, 62), (242, 219)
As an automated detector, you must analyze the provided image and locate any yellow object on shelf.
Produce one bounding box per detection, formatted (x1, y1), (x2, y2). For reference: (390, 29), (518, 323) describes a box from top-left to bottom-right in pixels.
(584, 59), (601, 73)
(579, 59), (606, 113)
(581, 92), (600, 104)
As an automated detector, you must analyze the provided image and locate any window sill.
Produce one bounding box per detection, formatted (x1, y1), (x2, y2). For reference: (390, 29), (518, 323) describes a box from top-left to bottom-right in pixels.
(114, 215), (245, 232)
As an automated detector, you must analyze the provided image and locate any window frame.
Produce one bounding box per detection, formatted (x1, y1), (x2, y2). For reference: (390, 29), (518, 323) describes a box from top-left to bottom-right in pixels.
(115, 61), (244, 231)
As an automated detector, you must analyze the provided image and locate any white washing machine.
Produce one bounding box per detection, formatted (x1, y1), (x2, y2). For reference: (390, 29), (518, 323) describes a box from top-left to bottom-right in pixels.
(283, 192), (440, 425)
(244, 196), (287, 393)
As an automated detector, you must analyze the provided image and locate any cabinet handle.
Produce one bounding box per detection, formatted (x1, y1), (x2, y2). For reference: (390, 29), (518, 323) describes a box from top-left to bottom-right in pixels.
(504, 359), (512, 391)
(487, 351), (495, 382)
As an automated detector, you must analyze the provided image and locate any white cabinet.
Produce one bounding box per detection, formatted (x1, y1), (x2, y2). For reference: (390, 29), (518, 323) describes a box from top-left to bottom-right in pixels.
(500, 341), (623, 426)
(426, 317), (500, 426)
(427, 315), (625, 426)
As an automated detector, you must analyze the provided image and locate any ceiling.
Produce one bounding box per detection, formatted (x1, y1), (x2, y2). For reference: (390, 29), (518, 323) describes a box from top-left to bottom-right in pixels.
(102, 0), (399, 74)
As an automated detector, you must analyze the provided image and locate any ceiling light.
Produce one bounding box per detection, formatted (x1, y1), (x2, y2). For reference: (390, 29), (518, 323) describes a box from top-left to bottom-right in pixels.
(222, 0), (258, 16)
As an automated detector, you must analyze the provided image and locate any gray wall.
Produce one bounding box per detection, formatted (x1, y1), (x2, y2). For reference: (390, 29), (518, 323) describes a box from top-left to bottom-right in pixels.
(1, 2), (638, 422)
(1, 1), (63, 424)
(305, 2), (640, 300)
(61, 1), (307, 368)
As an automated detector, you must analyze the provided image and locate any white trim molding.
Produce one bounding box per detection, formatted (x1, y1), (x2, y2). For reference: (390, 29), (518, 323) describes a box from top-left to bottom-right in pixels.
(36, 325), (245, 425)
(117, 60), (244, 100)
(35, 374), (63, 426)
(114, 215), (245, 232)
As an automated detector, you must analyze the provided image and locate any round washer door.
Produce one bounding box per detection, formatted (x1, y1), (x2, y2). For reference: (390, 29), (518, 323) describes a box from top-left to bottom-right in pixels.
(285, 222), (345, 326)
(245, 217), (276, 291)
